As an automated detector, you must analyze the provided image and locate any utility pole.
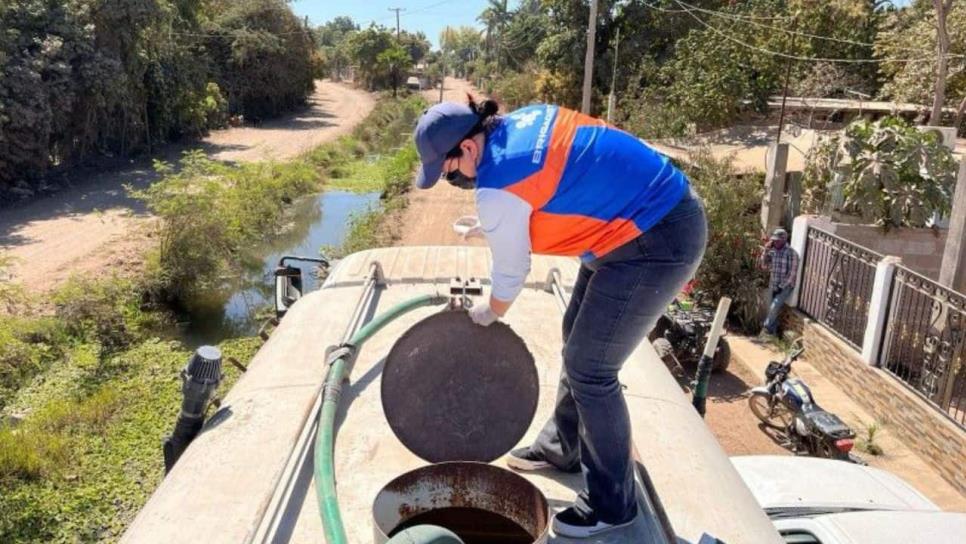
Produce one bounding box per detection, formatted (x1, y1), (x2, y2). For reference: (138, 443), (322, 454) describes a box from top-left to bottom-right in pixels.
(606, 27), (620, 123)
(930, 0), (953, 125)
(776, 13), (799, 145)
(439, 56), (445, 103)
(388, 7), (404, 39)
(581, 0), (598, 115)
(388, 7), (405, 98)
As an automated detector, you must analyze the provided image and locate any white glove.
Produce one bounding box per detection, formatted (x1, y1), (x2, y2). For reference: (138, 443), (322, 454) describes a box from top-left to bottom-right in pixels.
(468, 302), (499, 327)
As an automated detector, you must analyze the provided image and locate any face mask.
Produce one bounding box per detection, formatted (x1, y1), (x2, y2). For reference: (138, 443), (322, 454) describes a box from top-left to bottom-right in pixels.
(446, 169), (477, 190)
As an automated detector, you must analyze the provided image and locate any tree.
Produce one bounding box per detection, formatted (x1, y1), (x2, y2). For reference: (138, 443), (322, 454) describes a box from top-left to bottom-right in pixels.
(931, 0), (954, 124)
(499, 0), (548, 72)
(876, 1), (965, 121)
(344, 25), (413, 91)
(377, 45), (413, 96)
(0, 0), (316, 198)
(439, 26), (484, 78)
(680, 150), (768, 332)
(205, 0), (316, 118)
(616, 0), (885, 135)
(317, 16), (358, 80)
(478, 0), (510, 70)
(399, 31), (431, 65)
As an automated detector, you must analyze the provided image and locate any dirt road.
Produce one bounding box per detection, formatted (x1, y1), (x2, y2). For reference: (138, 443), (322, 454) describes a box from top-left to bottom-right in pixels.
(395, 78), (484, 247)
(0, 81), (374, 290)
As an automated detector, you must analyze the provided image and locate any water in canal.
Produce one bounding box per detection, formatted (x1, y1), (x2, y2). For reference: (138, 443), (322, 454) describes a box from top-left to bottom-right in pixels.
(177, 190), (380, 345)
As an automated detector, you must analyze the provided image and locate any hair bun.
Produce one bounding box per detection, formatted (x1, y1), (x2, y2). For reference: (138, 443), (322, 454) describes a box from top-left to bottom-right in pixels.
(478, 99), (499, 118)
(467, 94), (500, 119)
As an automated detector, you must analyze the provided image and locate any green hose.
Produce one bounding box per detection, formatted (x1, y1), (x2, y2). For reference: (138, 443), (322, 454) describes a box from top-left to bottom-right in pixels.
(315, 293), (449, 544)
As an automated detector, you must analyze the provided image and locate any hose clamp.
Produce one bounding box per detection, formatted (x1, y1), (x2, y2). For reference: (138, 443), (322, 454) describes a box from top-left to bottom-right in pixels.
(324, 344), (356, 368)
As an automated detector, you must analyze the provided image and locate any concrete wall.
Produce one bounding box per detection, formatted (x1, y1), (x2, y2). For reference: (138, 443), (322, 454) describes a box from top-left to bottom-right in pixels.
(782, 310), (966, 497)
(807, 216), (948, 282)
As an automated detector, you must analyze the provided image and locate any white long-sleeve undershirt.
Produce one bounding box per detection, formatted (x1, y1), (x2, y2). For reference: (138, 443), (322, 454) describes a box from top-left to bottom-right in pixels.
(475, 188), (533, 302)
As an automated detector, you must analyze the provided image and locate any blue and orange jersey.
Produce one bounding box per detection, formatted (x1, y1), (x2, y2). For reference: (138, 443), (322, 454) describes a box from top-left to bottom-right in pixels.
(476, 104), (688, 261)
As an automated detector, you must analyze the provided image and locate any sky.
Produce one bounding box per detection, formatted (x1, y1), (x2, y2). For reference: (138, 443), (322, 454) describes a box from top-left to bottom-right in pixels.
(290, 0), (519, 49)
(291, 0), (915, 50)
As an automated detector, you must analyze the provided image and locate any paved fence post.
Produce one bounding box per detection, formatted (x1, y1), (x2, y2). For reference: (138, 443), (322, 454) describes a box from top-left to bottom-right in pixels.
(861, 256), (901, 366)
(787, 214), (811, 308)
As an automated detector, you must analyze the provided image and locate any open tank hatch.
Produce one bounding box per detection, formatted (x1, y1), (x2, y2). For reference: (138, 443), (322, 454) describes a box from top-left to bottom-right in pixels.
(372, 462), (549, 544)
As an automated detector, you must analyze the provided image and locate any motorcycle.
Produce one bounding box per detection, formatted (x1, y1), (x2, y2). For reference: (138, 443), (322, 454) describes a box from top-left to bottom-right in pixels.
(748, 341), (856, 461)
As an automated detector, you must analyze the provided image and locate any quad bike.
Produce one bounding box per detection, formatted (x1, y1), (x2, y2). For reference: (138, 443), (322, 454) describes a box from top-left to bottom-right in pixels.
(648, 299), (731, 375)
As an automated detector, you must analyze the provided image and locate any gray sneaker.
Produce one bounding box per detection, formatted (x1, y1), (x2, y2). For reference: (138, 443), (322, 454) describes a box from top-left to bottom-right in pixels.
(506, 446), (552, 471)
(552, 506), (636, 538)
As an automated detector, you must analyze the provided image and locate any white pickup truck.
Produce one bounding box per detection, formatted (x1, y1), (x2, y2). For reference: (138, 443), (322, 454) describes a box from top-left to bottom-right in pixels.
(733, 456), (966, 544)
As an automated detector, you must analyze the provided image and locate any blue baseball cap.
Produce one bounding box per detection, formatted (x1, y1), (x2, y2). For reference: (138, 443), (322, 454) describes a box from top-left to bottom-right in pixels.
(413, 102), (480, 189)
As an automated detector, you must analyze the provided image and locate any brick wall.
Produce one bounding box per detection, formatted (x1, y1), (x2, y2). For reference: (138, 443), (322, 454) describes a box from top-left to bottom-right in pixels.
(783, 310), (966, 497)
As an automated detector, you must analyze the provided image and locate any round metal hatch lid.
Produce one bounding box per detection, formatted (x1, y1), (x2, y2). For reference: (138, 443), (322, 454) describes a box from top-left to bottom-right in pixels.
(381, 310), (538, 463)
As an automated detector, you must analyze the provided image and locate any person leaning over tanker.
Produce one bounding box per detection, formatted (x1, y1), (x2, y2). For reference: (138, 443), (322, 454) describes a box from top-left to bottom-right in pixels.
(411, 96), (708, 539)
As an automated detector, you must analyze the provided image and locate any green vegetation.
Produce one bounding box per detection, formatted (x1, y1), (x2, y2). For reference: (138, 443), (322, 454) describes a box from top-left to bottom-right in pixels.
(316, 18), (431, 92)
(437, 1), (965, 137)
(0, 336), (258, 542)
(877, 1), (965, 123)
(0, 92), (424, 542)
(803, 116), (958, 227)
(0, 265), (260, 542)
(678, 151), (769, 332)
(135, 153), (320, 307)
(858, 421), (885, 456)
(0, 0), (316, 201)
(330, 144), (420, 258)
(322, 96), (425, 258)
(138, 93), (425, 307)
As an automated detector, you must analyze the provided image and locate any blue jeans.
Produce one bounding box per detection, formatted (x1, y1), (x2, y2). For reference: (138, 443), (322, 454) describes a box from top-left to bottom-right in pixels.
(531, 188), (707, 524)
(763, 285), (793, 335)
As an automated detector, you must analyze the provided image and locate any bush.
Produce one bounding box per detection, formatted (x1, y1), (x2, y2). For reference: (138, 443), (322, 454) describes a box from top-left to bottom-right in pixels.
(348, 93), (426, 153)
(205, 0), (316, 118)
(135, 151), (318, 306)
(679, 150), (769, 332)
(33, 386), (122, 434)
(803, 116), (958, 227)
(0, 317), (68, 411)
(0, 254), (24, 313)
(489, 68), (540, 110)
(52, 276), (148, 352)
(0, 426), (70, 482)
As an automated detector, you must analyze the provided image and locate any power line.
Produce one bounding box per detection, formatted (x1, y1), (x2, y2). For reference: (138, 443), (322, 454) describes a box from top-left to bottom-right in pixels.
(167, 28), (310, 38)
(637, 0), (794, 20)
(673, 0), (954, 55)
(637, 0), (959, 64)
(373, 0), (456, 22)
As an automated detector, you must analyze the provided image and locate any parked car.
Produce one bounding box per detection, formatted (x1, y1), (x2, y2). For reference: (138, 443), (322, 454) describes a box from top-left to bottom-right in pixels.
(771, 511), (966, 544)
(733, 455), (966, 543)
(405, 76), (421, 90)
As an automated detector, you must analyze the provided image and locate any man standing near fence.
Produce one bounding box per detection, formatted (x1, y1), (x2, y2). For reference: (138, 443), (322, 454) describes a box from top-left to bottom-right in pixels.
(759, 228), (799, 338)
